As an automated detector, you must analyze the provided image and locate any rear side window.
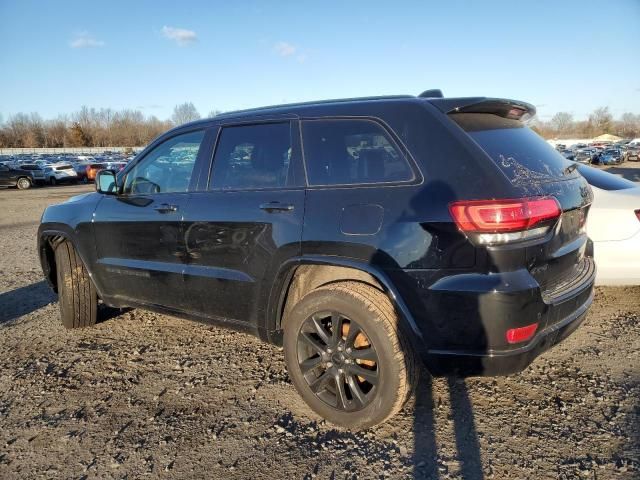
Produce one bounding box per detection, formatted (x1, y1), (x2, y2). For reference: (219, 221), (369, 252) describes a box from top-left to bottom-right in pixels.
(302, 119), (413, 186)
(210, 122), (292, 190)
(450, 113), (578, 185)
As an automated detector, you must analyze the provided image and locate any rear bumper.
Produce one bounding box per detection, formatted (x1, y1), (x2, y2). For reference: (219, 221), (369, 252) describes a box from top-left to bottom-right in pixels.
(390, 257), (595, 377)
(424, 290), (592, 376)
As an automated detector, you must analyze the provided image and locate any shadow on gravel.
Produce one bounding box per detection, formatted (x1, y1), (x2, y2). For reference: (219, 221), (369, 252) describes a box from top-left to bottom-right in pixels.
(411, 373), (483, 479)
(0, 280), (56, 324)
(0, 279), (128, 326)
(603, 165), (640, 183)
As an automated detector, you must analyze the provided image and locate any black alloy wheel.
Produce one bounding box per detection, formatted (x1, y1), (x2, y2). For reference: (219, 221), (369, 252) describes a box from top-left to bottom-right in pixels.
(296, 311), (379, 412)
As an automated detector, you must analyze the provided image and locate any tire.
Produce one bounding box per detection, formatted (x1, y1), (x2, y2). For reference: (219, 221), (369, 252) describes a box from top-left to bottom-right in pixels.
(283, 281), (418, 430)
(54, 240), (98, 329)
(16, 177), (31, 190)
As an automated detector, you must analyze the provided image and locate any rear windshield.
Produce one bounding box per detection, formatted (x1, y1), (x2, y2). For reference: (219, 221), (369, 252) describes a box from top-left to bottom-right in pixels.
(450, 113), (578, 185)
(57, 165), (74, 170)
(575, 164), (637, 191)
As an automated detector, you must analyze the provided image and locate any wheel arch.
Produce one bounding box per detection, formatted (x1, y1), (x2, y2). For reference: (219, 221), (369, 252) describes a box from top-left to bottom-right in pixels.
(264, 256), (425, 351)
(38, 226), (100, 296)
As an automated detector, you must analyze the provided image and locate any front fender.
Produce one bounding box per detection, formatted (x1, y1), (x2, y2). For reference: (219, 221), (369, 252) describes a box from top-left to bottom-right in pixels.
(37, 192), (103, 295)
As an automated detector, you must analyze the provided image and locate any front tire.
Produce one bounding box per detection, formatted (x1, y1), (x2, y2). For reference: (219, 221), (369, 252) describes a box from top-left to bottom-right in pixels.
(16, 177), (31, 190)
(283, 281), (418, 430)
(54, 241), (98, 329)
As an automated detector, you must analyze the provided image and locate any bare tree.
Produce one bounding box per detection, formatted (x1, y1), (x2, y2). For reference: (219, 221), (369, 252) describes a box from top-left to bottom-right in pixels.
(549, 112), (573, 136)
(588, 107), (613, 135)
(207, 109), (223, 118)
(618, 112), (639, 139)
(171, 102), (201, 125)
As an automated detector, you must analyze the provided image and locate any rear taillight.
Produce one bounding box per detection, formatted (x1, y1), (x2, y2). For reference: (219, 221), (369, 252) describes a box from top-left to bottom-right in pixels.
(449, 197), (561, 245)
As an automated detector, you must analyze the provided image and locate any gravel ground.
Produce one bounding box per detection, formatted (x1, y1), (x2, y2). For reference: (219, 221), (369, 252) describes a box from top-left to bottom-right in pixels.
(0, 178), (639, 480)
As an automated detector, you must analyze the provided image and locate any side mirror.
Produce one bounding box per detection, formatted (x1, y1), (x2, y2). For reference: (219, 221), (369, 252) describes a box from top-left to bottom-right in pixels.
(96, 170), (117, 194)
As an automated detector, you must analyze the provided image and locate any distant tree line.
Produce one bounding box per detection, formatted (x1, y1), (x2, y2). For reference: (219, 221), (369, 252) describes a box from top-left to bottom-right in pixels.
(0, 102), (220, 148)
(2, 103), (638, 147)
(530, 107), (640, 139)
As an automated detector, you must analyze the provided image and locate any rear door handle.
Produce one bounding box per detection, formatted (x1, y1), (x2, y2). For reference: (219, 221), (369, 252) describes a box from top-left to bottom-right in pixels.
(154, 203), (178, 213)
(259, 202), (295, 212)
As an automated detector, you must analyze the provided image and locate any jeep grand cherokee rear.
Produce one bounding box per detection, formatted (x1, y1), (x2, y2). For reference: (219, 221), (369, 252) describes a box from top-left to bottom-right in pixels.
(38, 93), (594, 430)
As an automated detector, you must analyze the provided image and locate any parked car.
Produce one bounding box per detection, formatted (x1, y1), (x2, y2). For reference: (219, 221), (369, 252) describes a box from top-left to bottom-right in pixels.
(575, 149), (597, 164)
(576, 164), (640, 285)
(38, 93), (595, 429)
(599, 148), (623, 165)
(559, 149), (575, 160)
(16, 164), (46, 185)
(103, 161), (127, 173)
(0, 164), (34, 189)
(85, 163), (107, 182)
(623, 147), (640, 162)
(43, 164), (79, 185)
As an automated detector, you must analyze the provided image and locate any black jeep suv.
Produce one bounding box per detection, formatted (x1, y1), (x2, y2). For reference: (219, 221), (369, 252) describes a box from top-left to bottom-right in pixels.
(38, 93), (595, 429)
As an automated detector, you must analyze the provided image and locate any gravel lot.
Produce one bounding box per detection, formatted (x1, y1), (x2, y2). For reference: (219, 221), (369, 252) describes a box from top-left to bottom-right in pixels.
(0, 169), (639, 479)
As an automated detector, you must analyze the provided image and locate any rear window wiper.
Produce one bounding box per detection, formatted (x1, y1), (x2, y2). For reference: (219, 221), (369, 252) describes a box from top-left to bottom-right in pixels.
(563, 163), (578, 176)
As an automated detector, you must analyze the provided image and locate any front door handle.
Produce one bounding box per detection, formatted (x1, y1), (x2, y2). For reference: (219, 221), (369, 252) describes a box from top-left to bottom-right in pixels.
(154, 203), (178, 213)
(259, 202), (295, 212)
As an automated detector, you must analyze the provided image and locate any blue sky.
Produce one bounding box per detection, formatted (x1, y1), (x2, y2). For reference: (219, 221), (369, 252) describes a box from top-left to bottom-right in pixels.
(1, 0), (639, 121)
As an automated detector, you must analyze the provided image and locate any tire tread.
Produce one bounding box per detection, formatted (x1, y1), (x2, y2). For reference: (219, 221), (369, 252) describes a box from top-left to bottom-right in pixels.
(54, 240), (97, 329)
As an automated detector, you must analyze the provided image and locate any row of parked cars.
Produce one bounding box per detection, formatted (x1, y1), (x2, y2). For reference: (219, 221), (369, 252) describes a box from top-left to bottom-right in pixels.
(0, 153), (133, 190)
(555, 140), (640, 166)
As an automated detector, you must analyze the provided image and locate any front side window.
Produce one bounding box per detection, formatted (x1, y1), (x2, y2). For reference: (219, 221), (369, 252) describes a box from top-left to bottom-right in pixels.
(210, 122), (292, 190)
(302, 118), (414, 186)
(123, 130), (204, 194)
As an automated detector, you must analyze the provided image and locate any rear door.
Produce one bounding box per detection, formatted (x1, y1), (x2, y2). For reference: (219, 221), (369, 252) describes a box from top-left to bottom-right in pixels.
(181, 119), (305, 325)
(92, 129), (207, 309)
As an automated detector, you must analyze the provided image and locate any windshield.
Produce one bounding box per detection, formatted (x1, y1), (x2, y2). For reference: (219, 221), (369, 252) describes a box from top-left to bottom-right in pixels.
(450, 113), (578, 185)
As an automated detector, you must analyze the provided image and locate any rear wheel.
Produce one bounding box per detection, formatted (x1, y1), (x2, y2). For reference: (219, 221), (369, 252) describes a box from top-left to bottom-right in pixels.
(284, 281), (417, 430)
(50, 177), (57, 186)
(54, 240), (98, 328)
(16, 177), (31, 190)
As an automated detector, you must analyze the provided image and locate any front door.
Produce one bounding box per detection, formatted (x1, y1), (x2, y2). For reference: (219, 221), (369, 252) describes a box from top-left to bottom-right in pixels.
(92, 129), (207, 309)
(0, 165), (13, 186)
(181, 120), (305, 325)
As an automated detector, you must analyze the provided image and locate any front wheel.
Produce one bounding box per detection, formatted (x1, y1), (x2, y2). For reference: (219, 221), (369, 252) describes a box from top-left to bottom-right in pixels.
(283, 281), (418, 430)
(16, 177), (31, 190)
(54, 240), (98, 328)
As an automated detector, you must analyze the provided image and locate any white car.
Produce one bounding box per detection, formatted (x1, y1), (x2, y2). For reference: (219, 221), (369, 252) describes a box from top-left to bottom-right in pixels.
(43, 164), (79, 185)
(577, 165), (640, 285)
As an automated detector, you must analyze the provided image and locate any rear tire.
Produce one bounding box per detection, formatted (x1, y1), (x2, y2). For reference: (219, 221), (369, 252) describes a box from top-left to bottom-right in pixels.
(16, 177), (31, 190)
(283, 281), (418, 430)
(54, 240), (98, 329)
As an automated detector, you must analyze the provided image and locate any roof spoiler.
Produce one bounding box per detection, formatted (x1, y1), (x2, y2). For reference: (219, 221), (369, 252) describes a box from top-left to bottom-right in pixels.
(427, 97), (536, 121)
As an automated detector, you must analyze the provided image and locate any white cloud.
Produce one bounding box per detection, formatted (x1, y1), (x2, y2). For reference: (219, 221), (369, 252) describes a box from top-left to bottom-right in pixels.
(70, 32), (105, 49)
(274, 41), (297, 57)
(162, 26), (198, 46)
